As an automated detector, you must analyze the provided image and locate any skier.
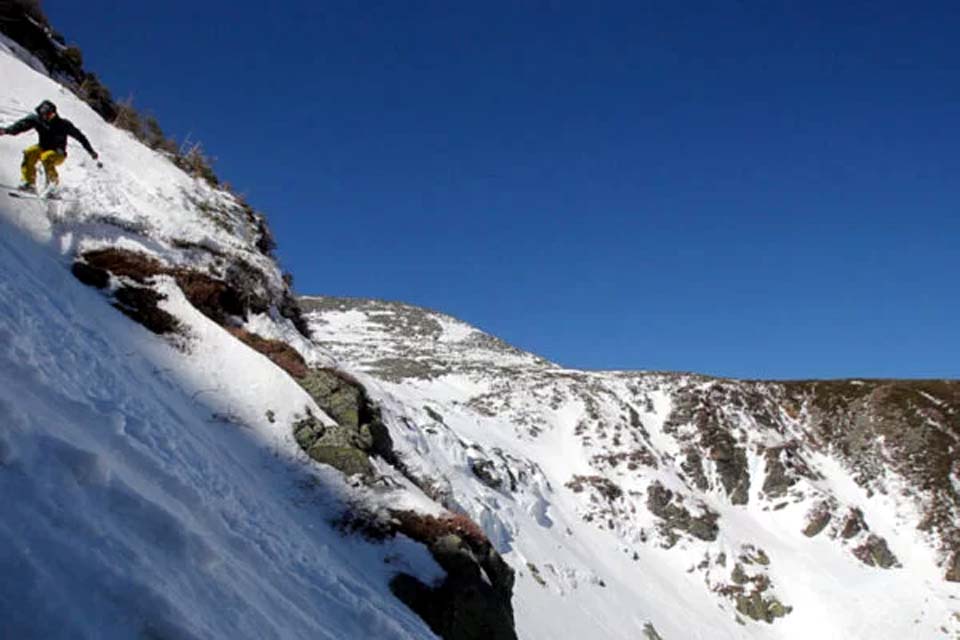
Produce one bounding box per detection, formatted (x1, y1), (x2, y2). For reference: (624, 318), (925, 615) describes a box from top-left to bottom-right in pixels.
(0, 100), (100, 195)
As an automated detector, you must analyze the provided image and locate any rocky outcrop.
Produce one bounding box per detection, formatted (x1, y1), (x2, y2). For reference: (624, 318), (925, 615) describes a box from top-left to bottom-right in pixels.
(734, 590), (791, 624)
(303, 369), (520, 639)
(946, 552), (960, 583)
(389, 511), (517, 640)
(72, 248), (308, 337)
(646, 482), (719, 546)
(642, 622), (665, 640)
(782, 380), (960, 580)
(112, 285), (180, 335)
(853, 535), (900, 569)
(663, 386), (752, 505)
(292, 368), (397, 478)
(761, 441), (821, 499)
(802, 501), (833, 537)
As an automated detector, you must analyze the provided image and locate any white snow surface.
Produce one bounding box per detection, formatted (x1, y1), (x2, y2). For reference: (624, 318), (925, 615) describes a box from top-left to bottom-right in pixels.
(1, 33), (959, 640)
(0, 42), (442, 639)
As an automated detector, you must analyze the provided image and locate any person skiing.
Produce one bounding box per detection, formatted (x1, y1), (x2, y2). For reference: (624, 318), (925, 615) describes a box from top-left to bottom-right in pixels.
(0, 100), (100, 194)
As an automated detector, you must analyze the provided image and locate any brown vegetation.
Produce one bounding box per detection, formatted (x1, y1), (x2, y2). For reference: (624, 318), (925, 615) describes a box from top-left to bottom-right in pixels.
(113, 286), (180, 335)
(225, 327), (307, 379)
(392, 510), (490, 550)
(79, 248), (248, 324)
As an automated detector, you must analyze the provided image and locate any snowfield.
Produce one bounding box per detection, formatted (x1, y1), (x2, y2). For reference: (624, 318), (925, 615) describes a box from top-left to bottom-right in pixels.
(1, 30), (959, 640)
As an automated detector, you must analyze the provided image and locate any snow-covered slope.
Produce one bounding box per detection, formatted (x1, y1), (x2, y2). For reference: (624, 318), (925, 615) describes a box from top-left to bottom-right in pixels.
(2, 23), (960, 640)
(0, 37), (448, 640)
(303, 296), (960, 640)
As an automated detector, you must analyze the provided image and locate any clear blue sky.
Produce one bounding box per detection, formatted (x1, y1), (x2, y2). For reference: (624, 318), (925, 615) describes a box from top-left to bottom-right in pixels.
(44, 1), (960, 379)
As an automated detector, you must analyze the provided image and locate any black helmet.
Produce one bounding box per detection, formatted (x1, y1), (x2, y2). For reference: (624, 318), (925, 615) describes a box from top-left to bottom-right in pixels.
(36, 100), (57, 118)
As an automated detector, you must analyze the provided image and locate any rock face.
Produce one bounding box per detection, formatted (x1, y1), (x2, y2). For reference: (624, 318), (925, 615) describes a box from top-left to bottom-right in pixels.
(294, 368), (396, 478)
(293, 368), (520, 639)
(72, 247), (308, 339)
(389, 514), (517, 640)
(646, 482), (719, 546)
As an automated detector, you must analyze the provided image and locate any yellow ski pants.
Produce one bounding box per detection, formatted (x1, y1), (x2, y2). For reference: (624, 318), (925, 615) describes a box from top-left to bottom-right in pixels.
(21, 145), (66, 186)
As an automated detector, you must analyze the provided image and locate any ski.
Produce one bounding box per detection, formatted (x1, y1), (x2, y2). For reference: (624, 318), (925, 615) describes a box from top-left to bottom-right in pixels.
(7, 191), (72, 201)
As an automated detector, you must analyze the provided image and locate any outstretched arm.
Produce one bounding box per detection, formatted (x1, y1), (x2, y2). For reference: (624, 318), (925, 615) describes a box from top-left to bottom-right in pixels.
(0, 115), (39, 136)
(65, 121), (98, 159)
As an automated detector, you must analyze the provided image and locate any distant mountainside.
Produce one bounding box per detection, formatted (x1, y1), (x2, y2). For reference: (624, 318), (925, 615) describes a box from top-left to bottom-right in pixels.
(302, 295), (960, 639)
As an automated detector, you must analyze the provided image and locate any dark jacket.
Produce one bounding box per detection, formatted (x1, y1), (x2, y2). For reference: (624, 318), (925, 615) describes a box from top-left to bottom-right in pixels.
(4, 114), (96, 157)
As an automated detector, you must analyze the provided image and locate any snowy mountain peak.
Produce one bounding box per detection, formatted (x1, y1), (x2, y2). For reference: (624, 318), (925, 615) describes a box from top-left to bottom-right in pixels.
(301, 295), (557, 381)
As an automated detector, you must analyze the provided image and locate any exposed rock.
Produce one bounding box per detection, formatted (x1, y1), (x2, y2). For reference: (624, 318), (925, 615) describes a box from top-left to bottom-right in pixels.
(113, 285), (180, 335)
(294, 368), (401, 481)
(782, 380), (960, 576)
(947, 552), (960, 583)
(79, 248), (166, 284)
(803, 502), (833, 537)
(646, 482), (719, 544)
(567, 475), (623, 502)
(470, 459), (503, 490)
(526, 562), (547, 587)
(77, 248), (299, 331)
(761, 443), (801, 498)
(708, 434), (751, 505)
(731, 564), (749, 585)
(840, 508), (868, 540)
(174, 270), (246, 324)
(424, 405), (446, 424)
(680, 448), (709, 491)
(735, 591), (792, 624)
(292, 403), (373, 478)
(389, 512), (517, 640)
(642, 622), (665, 640)
(300, 369), (366, 430)
(0, 3), (88, 98)
(853, 535), (900, 569)
(71, 262), (110, 289)
(663, 387), (751, 505)
(307, 443), (373, 478)
(592, 446), (659, 472)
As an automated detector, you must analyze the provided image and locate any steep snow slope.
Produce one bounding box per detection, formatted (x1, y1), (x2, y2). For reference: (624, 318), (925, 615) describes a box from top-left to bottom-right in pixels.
(303, 296), (960, 640)
(0, 38), (443, 639)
